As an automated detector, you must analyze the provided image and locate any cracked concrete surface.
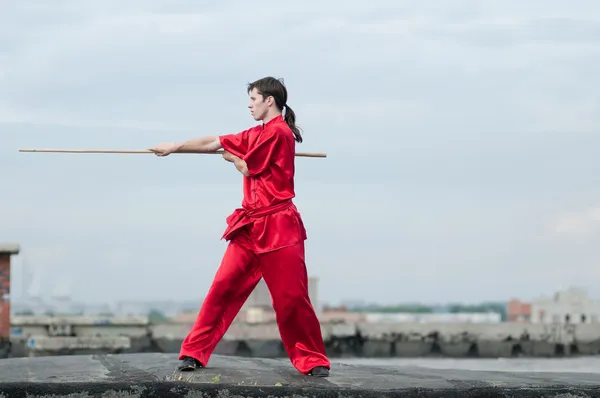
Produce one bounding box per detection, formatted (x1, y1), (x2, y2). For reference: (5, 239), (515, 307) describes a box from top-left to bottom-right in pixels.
(0, 353), (599, 397)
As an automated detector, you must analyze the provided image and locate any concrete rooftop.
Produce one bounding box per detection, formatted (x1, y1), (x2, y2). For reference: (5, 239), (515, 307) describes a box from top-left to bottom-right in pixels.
(0, 353), (599, 397)
(0, 243), (20, 255)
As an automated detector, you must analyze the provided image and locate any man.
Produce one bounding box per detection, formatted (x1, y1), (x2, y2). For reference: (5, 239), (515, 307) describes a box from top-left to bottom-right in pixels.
(148, 77), (331, 377)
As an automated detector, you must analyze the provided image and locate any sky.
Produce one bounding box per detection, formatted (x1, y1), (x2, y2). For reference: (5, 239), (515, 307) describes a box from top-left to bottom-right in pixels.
(1, 0), (600, 307)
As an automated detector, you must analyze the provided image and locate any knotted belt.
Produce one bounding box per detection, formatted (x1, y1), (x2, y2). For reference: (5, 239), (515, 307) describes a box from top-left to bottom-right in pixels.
(221, 199), (293, 241)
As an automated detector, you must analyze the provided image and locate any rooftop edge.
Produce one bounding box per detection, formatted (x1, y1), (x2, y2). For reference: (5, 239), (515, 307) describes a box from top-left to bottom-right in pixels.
(0, 353), (598, 397)
(0, 243), (20, 255)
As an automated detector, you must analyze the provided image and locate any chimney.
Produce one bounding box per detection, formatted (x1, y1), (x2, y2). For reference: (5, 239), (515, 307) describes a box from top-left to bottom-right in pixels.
(0, 243), (19, 358)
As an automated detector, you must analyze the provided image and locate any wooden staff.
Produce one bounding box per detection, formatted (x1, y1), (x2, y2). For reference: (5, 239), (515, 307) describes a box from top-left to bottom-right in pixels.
(19, 148), (327, 158)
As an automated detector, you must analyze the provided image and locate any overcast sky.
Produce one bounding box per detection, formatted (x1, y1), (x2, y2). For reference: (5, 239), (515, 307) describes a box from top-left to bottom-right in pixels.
(1, 0), (599, 307)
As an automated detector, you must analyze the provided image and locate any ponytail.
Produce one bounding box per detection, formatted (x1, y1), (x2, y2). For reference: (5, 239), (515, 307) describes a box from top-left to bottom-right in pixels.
(284, 105), (302, 143)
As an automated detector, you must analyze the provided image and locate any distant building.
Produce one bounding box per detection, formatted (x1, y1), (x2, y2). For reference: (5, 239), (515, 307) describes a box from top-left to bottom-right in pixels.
(243, 279), (273, 309)
(320, 307), (366, 324)
(242, 276), (320, 311)
(507, 299), (531, 322)
(529, 287), (600, 325)
(308, 277), (319, 311)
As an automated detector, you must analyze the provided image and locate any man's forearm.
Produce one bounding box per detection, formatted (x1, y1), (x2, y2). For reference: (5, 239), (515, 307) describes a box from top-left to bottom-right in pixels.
(232, 157), (249, 177)
(222, 150), (249, 176)
(175, 136), (221, 153)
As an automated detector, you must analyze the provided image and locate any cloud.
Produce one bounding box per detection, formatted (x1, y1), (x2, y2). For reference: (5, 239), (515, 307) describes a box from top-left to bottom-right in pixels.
(549, 206), (600, 239)
(2, 1), (600, 305)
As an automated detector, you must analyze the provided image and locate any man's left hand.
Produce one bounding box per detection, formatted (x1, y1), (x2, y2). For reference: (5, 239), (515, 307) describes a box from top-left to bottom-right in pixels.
(222, 151), (236, 162)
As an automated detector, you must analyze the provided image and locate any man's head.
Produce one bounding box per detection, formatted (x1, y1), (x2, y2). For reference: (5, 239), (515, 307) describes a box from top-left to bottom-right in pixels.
(246, 76), (303, 143)
(247, 77), (288, 122)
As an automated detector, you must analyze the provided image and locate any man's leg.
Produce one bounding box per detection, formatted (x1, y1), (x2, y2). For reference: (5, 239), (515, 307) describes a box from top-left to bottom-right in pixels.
(259, 242), (331, 376)
(179, 240), (261, 369)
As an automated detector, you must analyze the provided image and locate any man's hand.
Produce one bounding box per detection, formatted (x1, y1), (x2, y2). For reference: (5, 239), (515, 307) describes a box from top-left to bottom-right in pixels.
(222, 150), (236, 162)
(222, 151), (249, 176)
(148, 142), (181, 157)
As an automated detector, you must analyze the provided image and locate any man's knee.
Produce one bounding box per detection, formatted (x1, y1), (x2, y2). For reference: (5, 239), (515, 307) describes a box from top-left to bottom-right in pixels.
(272, 289), (311, 319)
(205, 276), (235, 303)
(206, 242), (255, 302)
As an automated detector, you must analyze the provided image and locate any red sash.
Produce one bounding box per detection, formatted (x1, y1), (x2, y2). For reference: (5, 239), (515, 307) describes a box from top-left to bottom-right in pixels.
(221, 200), (293, 241)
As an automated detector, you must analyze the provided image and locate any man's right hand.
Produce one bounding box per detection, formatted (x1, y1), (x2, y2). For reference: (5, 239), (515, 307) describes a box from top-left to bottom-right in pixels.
(148, 142), (181, 157)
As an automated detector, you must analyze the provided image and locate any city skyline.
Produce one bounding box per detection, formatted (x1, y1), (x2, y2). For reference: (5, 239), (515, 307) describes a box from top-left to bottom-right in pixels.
(5, 244), (600, 307)
(8, 259), (596, 311)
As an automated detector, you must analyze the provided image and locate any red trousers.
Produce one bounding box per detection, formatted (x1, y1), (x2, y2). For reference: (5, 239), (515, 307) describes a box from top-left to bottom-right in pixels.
(179, 240), (330, 374)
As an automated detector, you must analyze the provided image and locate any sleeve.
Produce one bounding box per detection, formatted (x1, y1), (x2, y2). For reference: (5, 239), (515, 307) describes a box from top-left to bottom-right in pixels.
(219, 129), (249, 159)
(243, 129), (281, 177)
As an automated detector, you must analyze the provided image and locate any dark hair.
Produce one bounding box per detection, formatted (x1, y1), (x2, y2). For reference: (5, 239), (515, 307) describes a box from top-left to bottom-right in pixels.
(247, 76), (303, 143)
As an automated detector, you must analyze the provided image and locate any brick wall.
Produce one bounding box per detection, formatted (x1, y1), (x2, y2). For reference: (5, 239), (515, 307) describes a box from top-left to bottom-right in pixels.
(507, 299), (531, 322)
(0, 254), (10, 339)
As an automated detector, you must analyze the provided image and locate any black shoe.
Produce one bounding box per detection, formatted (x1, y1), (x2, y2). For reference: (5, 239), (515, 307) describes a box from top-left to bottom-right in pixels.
(178, 356), (202, 371)
(309, 366), (329, 377)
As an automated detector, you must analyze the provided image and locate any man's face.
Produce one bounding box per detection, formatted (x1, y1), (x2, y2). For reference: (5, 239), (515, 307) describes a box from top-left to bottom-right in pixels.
(248, 88), (270, 121)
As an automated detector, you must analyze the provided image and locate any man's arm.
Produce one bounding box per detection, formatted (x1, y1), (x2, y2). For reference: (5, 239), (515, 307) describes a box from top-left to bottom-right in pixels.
(149, 136), (221, 156)
(222, 151), (249, 177)
(175, 136), (222, 153)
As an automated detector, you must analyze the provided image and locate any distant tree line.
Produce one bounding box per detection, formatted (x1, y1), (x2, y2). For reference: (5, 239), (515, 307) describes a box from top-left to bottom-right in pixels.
(13, 309), (173, 323)
(353, 304), (435, 314)
(148, 309), (169, 323)
(345, 302), (507, 321)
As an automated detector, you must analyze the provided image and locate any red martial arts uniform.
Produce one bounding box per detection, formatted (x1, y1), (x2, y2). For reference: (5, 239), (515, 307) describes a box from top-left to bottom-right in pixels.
(179, 115), (330, 375)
